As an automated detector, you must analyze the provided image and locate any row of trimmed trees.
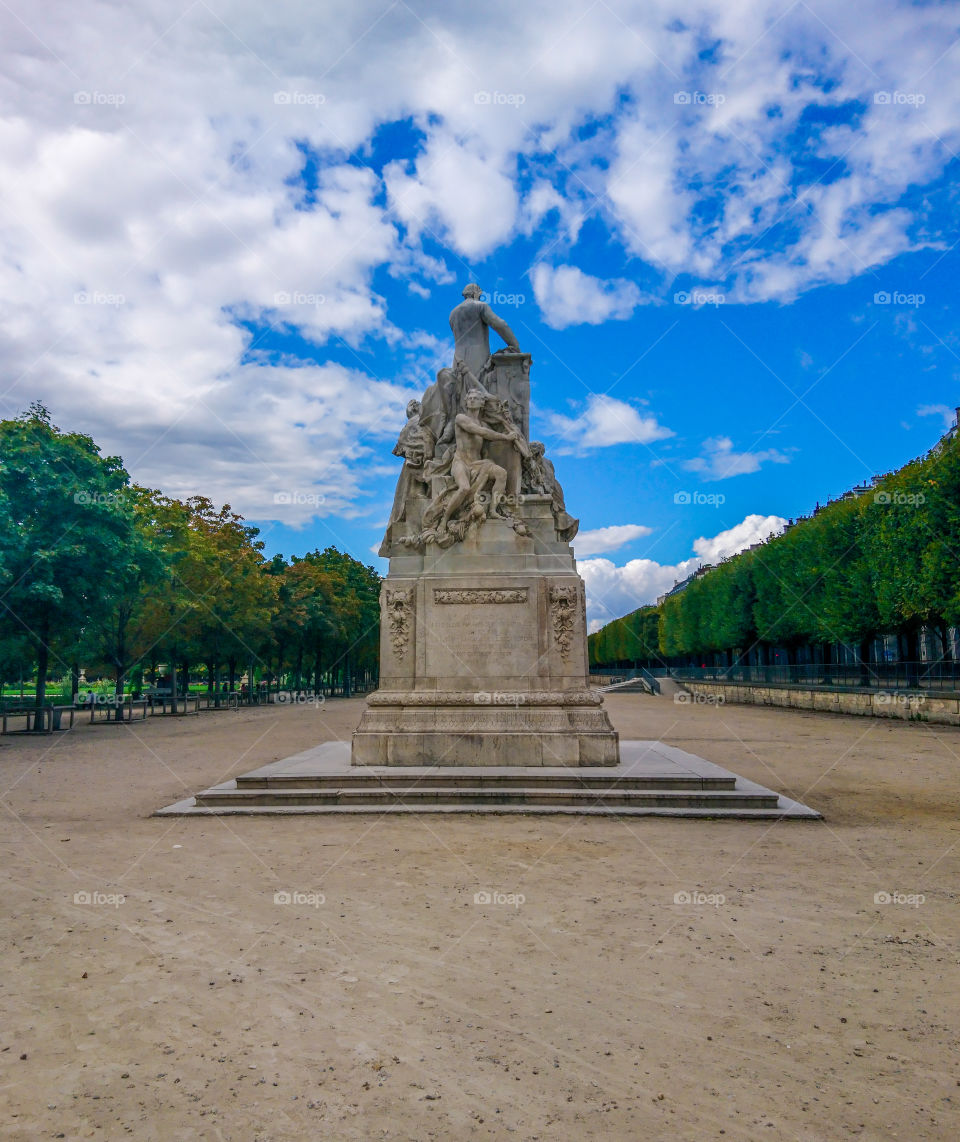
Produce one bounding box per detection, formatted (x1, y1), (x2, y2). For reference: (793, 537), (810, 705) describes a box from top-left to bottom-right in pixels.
(589, 428), (960, 672)
(0, 405), (380, 709)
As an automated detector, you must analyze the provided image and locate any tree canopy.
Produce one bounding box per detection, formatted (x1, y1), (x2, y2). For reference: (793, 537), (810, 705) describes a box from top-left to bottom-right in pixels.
(591, 430), (960, 668)
(0, 405), (381, 706)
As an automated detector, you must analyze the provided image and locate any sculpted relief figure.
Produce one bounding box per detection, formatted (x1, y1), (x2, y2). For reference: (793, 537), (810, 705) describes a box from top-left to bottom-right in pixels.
(397, 390), (530, 550)
(418, 367), (456, 458)
(449, 283), (520, 381)
(379, 283), (578, 555)
(440, 389), (525, 531)
(379, 399), (429, 557)
(525, 441), (579, 542)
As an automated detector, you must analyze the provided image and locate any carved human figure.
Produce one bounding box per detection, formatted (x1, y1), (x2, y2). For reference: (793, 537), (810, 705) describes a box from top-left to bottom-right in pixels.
(439, 389), (524, 531)
(418, 367), (456, 458)
(393, 399), (426, 464)
(449, 283), (520, 380)
(528, 440), (579, 542)
(379, 400), (430, 556)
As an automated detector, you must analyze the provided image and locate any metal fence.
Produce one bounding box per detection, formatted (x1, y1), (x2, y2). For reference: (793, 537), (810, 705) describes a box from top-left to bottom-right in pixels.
(667, 661), (960, 692)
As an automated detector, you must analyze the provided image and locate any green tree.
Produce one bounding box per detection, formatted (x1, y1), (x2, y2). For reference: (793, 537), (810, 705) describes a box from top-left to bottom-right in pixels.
(0, 404), (141, 715)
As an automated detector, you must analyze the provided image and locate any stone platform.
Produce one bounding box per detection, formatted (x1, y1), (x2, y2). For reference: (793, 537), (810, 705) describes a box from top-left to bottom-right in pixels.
(156, 740), (820, 818)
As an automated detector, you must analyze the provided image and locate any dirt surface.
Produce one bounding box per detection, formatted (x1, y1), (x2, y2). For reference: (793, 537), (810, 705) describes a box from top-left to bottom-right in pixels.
(1, 694), (958, 1141)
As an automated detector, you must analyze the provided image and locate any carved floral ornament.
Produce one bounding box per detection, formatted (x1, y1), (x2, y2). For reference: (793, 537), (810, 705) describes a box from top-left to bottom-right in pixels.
(384, 587), (413, 660)
(434, 588), (527, 604)
(548, 583), (579, 660)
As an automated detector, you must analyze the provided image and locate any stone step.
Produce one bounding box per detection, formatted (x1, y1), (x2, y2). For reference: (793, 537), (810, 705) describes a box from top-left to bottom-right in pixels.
(237, 772), (736, 791)
(155, 740), (821, 819)
(196, 787), (779, 810)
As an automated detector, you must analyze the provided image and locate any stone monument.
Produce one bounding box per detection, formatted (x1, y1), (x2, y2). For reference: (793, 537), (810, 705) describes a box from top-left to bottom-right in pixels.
(352, 284), (620, 767)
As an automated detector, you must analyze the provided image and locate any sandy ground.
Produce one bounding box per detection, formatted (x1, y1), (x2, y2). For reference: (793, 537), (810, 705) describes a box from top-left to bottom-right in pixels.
(1, 693), (958, 1142)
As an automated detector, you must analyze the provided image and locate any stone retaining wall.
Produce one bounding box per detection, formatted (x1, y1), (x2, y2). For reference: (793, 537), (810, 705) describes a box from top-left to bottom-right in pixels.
(683, 680), (960, 726)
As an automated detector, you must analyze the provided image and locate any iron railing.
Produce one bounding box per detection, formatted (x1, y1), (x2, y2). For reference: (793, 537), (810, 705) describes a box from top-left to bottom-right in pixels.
(666, 661), (960, 692)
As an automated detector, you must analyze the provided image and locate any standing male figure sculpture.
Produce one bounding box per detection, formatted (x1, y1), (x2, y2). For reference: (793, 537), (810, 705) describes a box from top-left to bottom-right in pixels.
(449, 283), (521, 380)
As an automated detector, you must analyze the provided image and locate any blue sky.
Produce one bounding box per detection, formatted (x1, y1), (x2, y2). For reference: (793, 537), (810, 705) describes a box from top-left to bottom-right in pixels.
(2, 0), (959, 627)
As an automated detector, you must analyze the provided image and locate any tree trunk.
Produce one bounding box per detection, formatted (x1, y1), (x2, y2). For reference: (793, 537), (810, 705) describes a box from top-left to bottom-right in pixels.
(939, 623), (952, 662)
(313, 644), (323, 695)
(178, 659), (189, 714)
(114, 663), (126, 722)
(857, 639), (872, 687)
(903, 628), (920, 688)
(34, 633), (49, 731)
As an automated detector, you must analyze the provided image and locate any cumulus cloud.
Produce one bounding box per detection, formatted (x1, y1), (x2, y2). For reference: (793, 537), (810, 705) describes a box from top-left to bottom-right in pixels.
(693, 515), (785, 563)
(917, 403), (957, 433)
(1, 0), (958, 526)
(531, 264), (645, 328)
(683, 437), (791, 481)
(581, 513), (787, 629)
(573, 524), (653, 557)
(548, 395), (673, 453)
(384, 133), (518, 259)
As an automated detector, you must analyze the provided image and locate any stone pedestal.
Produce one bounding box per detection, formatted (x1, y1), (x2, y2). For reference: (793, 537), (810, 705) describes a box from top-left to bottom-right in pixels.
(352, 496), (620, 767)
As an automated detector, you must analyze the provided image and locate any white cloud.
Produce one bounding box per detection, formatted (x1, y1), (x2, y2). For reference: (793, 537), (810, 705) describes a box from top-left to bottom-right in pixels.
(384, 134), (518, 260)
(531, 264), (645, 329)
(547, 395), (673, 454)
(1, 0), (958, 526)
(693, 514), (785, 563)
(580, 513), (787, 628)
(683, 437), (791, 481)
(573, 523), (653, 557)
(917, 403), (957, 433)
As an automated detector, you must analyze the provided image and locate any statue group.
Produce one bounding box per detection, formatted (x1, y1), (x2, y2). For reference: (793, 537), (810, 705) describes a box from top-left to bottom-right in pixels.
(381, 284), (578, 556)
(354, 282), (620, 768)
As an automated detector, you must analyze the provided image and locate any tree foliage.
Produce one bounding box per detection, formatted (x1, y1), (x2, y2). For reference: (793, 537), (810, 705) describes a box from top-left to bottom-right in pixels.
(592, 432), (960, 667)
(0, 407), (382, 704)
